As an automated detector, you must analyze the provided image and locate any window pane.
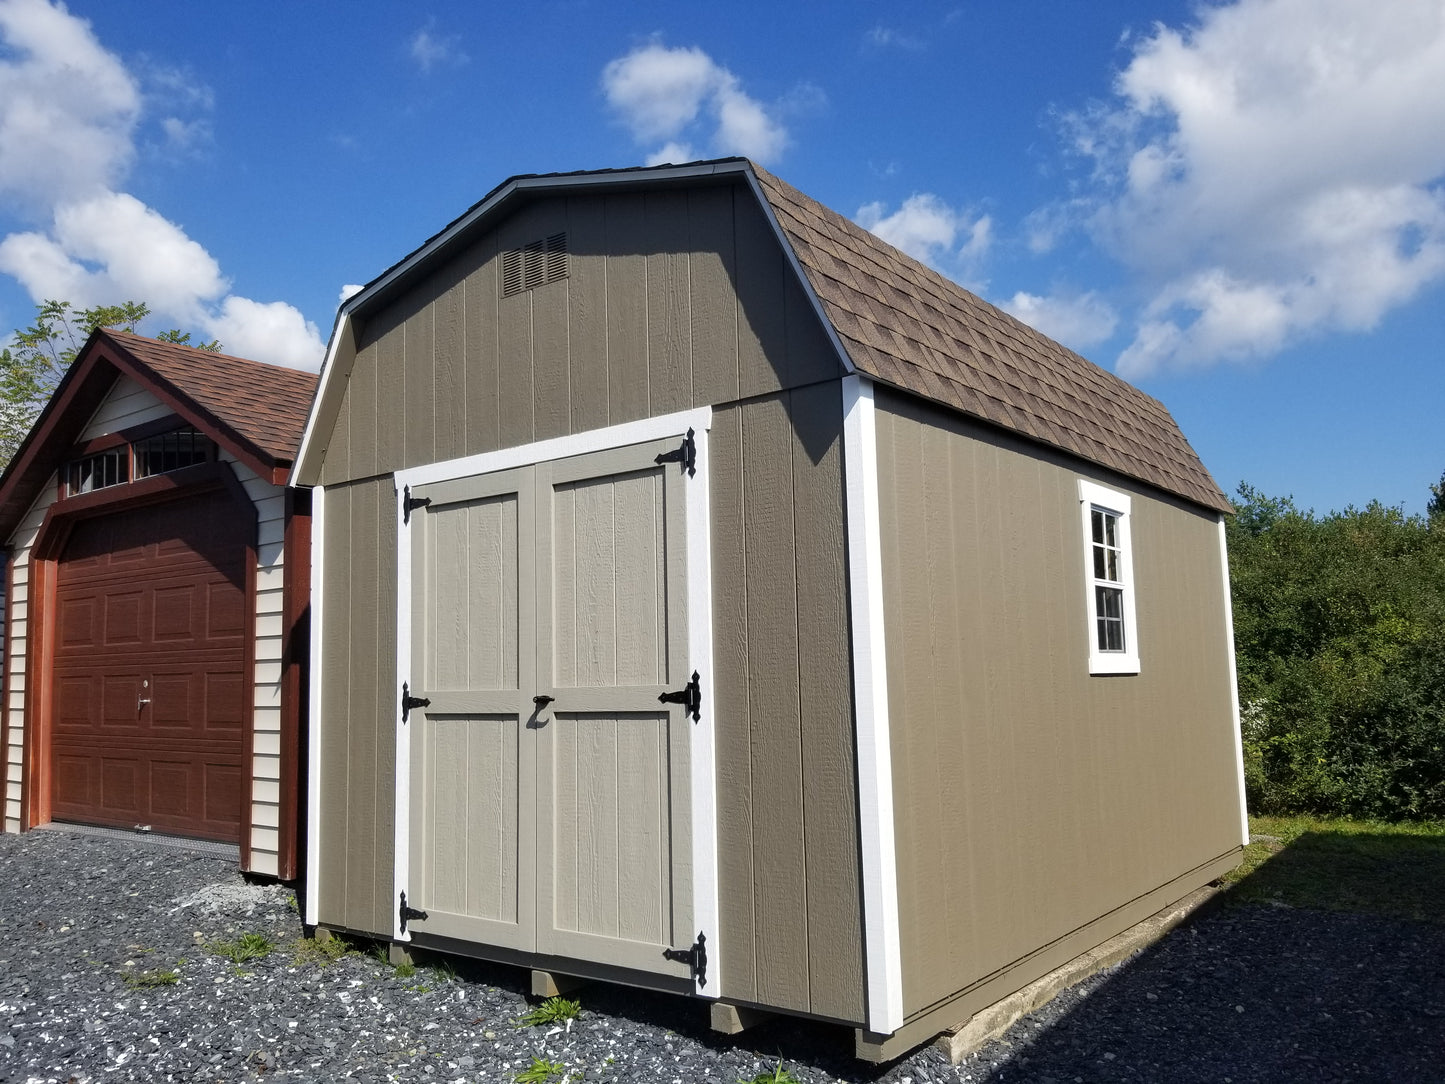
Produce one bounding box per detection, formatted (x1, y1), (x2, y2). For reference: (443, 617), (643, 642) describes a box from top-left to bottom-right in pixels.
(1091, 509), (1105, 545)
(1104, 547), (1120, 582)
(1093, 545), (1106, 579)
(1102, 512), (1118, 548)
(135, 427), (209, 479)
(1096, 585), (1125, 652)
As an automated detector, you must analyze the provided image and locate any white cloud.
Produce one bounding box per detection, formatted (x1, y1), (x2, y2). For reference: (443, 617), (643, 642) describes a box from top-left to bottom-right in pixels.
(339, 283), (365, 303)
(856, 193), (993, 280)
(864, 26), (925, 51)
(0, 0), (138, 209)
(645, 141), (696, 167)
(602, 42), (788, 163)
(1002, 290), (1119, 351)
(409, 19), (467, 74)
(0, 0), (323, 369)
(1056, 0), (1445, 376)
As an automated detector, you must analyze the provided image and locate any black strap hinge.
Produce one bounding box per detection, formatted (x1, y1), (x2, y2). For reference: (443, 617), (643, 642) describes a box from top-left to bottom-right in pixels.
(401, 681), (430, 723)
(403, 484), (431, 524)
(399, 891), (428, 934)
(658, 670), (702, 722)
(663, 931), (707, 987)
(654, 428), (696, 477)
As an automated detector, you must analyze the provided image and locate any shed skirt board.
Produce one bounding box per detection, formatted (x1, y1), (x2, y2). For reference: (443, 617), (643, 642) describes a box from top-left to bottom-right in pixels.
(404, 436), (693, 982)
(48, 491), (248, 842)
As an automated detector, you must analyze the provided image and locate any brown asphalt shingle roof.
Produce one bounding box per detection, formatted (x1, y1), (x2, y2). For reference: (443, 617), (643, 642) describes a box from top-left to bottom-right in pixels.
(751, 165), (1231, 514)
(105, 330), (318, 466)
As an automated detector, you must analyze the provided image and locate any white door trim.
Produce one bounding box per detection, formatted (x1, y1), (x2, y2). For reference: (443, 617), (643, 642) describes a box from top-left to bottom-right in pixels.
(842, 375), (904, 1035)
(1218, 516), (1250, 847)
(391, 407), (718, 994)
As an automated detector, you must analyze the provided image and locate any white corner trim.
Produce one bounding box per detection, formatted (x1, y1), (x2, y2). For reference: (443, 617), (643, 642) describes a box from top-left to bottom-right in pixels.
(841, 375), (904, 1035)
(740, 170), (857, 377)
(303, 485), (325, 927)
(684, 422), (720, 998)
(393, 406), (714, 492)
(292, 311), (351, 485)
(1217, 516), (1250, 846)
(1078, 479), (1141, 675)
(393, 477), (414, 941)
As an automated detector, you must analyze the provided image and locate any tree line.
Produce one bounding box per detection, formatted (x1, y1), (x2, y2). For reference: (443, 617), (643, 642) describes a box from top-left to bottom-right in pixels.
(1229, 480), (1445, 821)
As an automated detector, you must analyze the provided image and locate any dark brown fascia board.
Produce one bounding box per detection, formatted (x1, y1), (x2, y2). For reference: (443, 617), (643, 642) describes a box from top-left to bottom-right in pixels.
(290, 158), (858, 483)
(0, 331), (290, 540)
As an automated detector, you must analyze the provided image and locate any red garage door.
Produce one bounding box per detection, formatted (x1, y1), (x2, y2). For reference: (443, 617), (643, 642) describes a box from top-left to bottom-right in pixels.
(49, 490), (248, 842)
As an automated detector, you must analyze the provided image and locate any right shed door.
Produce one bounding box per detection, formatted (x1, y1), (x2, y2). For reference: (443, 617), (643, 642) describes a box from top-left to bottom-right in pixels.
(408, 437), (694, 982)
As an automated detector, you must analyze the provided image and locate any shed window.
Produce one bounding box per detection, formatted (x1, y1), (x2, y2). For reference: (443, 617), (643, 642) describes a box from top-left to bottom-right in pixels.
(66, 448), (129, 495)
(1079, 480), (1139, 674)
(134, 427), (210, 478)
(64, 426), (214, 497)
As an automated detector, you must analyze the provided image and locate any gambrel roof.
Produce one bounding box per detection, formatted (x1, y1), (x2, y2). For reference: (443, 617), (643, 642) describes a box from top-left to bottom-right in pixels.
(0, 329), (319, 538)
(294, 159), (1229, 513)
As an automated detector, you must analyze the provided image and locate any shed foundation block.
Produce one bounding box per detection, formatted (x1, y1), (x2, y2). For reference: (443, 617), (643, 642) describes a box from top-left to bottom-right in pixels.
(710, 1001), (775, 1035)
(531, 969), (588, 998)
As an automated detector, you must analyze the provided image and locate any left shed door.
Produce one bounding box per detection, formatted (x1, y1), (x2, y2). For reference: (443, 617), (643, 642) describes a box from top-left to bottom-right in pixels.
(49, 491), (249, 842)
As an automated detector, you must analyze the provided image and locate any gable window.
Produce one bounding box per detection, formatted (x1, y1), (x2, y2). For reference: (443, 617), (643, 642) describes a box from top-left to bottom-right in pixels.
(1079, 479), (1139, 674)
(63, 425), (215, 498)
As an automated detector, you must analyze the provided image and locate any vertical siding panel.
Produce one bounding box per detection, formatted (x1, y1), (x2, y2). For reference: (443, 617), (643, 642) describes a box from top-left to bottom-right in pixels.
(405, 300), (435, 468)
(319, 484), (353, 923)
(787, 382), (864, 1021)
(321, 374), (351, 487)
(344, 480), (381, 932)
(533, 277), (571, 444)
(604, 194), (649, 425)
(783, 269), (836, 386)
(464, 233), (501, 457)
(687, 186), (740, 407)
(347, 339), (378, 480)
(374, 313), (407, 474)
(567, 197), (610, 434)
(645, 190), (691, 416)
(433, 273), (466, 463)
(498, 269), (535, 452)
(373, 481), (399, 934)
(709, 404), (756, 1003)
(741, 395), (809, 1012)
(734, 194), (787, 397)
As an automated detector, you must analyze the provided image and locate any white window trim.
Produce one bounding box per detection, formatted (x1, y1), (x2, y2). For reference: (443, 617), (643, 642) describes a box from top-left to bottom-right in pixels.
(389, 407), (719, 998)
(1079, 479), (1140, 675)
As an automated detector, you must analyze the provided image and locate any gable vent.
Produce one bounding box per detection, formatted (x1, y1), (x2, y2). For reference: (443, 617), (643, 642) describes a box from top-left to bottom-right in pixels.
(501, 232), (568, 297)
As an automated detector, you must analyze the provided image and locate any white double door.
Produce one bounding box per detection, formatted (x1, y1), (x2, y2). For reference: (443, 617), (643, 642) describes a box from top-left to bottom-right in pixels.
(402, 437), (694, 980)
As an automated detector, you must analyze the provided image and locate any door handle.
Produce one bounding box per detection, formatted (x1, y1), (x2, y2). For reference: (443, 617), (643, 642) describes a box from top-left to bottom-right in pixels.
(532, 695), (555, 708)
(137, 698), (151, 711)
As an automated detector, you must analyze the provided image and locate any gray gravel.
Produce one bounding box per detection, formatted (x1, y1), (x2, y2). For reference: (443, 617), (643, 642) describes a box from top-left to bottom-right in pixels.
(2, 828), (1443, 1083)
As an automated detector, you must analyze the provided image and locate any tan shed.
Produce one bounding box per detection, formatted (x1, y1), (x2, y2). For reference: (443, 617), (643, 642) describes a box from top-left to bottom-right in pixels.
(0, 330), (317, 878)
(291, 159), (1248, 1058)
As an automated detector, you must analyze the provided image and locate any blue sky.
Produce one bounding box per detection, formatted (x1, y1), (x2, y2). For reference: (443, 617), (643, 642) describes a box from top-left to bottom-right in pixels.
(0, 0), (1441, 515)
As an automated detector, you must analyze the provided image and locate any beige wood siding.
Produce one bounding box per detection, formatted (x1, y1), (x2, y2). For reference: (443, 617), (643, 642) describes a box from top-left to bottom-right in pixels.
(315, 475), (398, 934)
(710, 385), (864, 1023)
(313, 182), (838, 487)
(2, 376), (289, 870)
(873, 388), (1242, 1020)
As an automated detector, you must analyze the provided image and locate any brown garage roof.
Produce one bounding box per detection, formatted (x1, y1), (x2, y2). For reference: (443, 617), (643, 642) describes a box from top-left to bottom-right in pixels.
(749, 164), (1231, 514)
(0, 329), (318, 540)
(104, 331), (318, 467)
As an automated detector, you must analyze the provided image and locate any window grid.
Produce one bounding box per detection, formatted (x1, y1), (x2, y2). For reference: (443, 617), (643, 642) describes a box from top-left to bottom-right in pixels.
(1091, 508), (1126, 653)
(64, 427), (214, 497)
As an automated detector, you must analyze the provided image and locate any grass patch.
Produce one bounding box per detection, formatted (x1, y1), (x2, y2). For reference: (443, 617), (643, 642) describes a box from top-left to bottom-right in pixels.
(741, 1063), (801, 1084)
(122, 967), (180, 989)
(291, 934), (351, 967)
(208, 932), (276, 965)
(514, 1056), (568, 1082)
(516, 995), (581, 1027)
(1225, 814), (1445, 924)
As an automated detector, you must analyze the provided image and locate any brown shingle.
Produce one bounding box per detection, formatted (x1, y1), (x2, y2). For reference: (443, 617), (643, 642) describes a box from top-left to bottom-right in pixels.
(752, 165), (1230, 513)
(106, 331), (318, 465)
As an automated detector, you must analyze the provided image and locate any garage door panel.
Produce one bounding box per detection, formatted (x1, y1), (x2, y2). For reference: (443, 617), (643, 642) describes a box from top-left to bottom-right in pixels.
(50, 490), (248, 842)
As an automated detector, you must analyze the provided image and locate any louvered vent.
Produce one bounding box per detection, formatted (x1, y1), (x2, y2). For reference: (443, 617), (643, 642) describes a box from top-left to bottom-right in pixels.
(501, 232), (568, 297)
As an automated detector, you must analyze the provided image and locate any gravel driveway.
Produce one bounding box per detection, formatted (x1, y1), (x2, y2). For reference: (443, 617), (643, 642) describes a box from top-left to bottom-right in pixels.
(2, 827), (1442, 1083)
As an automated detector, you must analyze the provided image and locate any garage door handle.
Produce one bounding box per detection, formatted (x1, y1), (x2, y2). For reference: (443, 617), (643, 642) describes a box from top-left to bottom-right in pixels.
(137, 698), (151, 710)
(532, 695), (555, 708)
